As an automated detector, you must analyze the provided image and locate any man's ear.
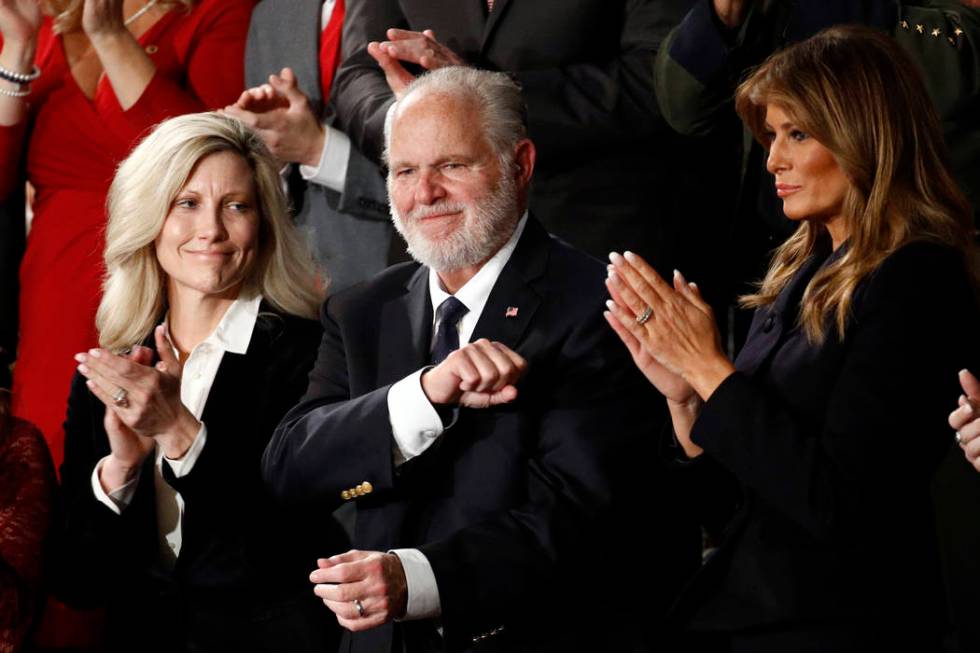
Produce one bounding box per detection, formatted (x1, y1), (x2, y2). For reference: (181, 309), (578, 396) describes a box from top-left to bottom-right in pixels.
(512, 139), (536, 187)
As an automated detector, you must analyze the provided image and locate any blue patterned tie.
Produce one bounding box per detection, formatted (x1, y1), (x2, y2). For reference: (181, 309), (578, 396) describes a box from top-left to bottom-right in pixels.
(431, 296), (469, 364)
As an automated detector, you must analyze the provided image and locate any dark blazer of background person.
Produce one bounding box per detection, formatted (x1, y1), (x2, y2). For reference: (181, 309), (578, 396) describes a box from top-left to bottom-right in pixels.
(332, 0), (709, 271)
(244, 0), (401, 293)
(670, 240), (980, 649)
(264, 218), (700, 653)
(655, 0), (980, 345)
(54, 309), (346, 653)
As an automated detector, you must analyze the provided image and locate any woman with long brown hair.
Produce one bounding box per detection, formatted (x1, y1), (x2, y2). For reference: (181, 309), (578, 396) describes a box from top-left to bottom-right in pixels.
(606, 26), (978, 650)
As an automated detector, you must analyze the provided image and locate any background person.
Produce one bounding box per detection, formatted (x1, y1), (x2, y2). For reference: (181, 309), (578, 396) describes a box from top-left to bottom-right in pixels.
(607, 26), (979, 650)
(54, 112), (344, 653)
(331, 0), (728, 280)
(226, 0), (403, 293)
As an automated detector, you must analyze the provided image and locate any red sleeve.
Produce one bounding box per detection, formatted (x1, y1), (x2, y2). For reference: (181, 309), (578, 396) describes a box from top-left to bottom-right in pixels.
(94, 0), (256, 147)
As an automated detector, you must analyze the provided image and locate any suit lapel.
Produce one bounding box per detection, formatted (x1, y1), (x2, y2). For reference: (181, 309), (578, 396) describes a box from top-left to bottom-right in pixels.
(735, 243), (835, 376)
(469, 218), (548, 351)
(481, 0), (513, 50)
(377, 265), (433, 384)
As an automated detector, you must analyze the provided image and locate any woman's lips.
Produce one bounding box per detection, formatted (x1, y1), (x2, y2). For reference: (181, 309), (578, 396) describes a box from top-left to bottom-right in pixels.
(775, 183), (801, 198)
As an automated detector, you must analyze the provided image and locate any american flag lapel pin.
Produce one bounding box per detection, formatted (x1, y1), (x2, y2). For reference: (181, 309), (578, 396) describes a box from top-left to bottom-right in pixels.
(505, 306), (519, 318)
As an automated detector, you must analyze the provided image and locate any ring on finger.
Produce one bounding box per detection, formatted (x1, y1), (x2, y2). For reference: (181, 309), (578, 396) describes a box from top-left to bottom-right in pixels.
(636, 305), (653, 326)
(112, 386), (129, 408)
(353, 599), (365, 618)
(956, 431), (964, 445)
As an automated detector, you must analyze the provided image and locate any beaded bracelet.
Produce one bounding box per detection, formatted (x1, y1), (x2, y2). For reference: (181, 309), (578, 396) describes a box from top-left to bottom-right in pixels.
(0, 64), (40, 85)
(0, 84), (30, 98)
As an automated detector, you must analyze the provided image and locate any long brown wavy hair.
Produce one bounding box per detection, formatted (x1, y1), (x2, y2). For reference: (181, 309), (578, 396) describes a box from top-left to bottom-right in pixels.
(737, 25), (976, 343)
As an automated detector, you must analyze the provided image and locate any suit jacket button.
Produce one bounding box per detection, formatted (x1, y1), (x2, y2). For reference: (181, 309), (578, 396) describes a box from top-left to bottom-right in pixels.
(762, 315), (776, 333)
(362, 481), (373, 494)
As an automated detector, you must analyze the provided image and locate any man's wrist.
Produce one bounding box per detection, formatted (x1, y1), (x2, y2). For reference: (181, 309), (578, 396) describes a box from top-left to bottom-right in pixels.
(419, 368), (456, 406)
(301, 124), (327, 168)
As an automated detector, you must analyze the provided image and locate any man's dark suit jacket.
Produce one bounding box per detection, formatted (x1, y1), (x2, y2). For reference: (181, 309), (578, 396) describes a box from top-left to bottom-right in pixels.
(333, 0), (699, 269)
(54, 307), (346, 653)
(263, 218), (701, 652)
(672, 239), (979, 649)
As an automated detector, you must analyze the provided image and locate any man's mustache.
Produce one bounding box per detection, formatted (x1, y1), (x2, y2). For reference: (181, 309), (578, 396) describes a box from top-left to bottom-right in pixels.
(407, 202), (467, 221)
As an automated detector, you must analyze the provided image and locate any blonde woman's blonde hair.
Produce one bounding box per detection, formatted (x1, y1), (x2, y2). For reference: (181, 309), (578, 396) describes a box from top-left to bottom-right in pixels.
(97, 112), (323, 352)
(736, 25), (976, 343)
(47, 0), (193, 34)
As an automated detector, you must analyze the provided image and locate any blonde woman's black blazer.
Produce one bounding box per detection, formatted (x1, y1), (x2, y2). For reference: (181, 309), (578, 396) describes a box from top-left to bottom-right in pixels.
(53, 306), (345, 653)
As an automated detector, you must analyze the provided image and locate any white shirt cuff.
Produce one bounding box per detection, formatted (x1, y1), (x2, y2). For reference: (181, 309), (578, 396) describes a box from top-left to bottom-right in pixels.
(298, 124), (351, 193)
(390, 548), (441, 620)
(91, 456), (141, 514)
(387, 368), (445, 466)
(163, 422), (207, 478)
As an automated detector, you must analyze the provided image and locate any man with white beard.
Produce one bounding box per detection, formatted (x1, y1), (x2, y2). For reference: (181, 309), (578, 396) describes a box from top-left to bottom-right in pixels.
(263, 67), (698, 653)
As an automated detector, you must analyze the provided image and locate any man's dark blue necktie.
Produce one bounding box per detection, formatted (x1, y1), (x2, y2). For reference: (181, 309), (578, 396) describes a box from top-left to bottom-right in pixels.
(431, 296), (469, 364)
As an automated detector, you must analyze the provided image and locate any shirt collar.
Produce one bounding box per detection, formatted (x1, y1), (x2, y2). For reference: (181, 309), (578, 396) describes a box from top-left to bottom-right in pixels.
(164, 293), (263, 357)
(428, 212), (528, 319)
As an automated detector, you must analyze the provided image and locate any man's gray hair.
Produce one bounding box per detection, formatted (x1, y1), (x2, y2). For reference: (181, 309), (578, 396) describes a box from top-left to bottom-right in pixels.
(383, 66), (527, 165)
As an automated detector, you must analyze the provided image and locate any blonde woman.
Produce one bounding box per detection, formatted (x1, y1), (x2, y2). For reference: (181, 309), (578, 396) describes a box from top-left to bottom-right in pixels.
(606, 26), (978, 651)
(0, 0), (254, 474)
(55, 113), (343, 653)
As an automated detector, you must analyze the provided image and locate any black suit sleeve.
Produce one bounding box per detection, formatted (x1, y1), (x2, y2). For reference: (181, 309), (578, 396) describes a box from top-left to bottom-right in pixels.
(262, 296), (398, 509)
(53, 373), (156, 608)
(691, 243), (978, 541)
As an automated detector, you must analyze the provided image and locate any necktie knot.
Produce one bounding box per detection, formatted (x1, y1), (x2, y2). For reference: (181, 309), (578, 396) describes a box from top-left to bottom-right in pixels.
(431, 296), (469, 364)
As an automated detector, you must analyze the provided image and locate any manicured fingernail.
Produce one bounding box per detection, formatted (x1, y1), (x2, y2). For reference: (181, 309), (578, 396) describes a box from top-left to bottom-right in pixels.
(85, 379), (94, 388)
(78, 364), (89, 374)
(689, 282), (698, 290)
(624, 251), (637, 262)
(74, 353), (86, 362)
(608, 269), (619, 282)
(673, 269), (681, 279)
(605, 299), (616, 311)
(608, 252), (623, 264)
(88, 349), (101, 357)
(964, 403), (974, 415)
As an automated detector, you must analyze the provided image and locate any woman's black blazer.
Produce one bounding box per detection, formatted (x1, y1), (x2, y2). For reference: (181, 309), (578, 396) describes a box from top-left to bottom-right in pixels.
(676, 239), (980, 643)
(54, 305), (345, 653)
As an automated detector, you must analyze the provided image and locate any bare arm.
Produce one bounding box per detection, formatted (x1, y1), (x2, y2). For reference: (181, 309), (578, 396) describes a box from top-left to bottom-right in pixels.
(83, 0), (156, 110)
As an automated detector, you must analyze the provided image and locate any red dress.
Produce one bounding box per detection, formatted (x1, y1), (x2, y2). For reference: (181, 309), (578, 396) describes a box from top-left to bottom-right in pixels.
(0, 0), (255, 471)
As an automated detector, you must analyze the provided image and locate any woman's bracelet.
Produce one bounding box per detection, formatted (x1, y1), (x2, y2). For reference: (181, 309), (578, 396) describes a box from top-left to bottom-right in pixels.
(0, 64), (40, 85)
(0, 83), (30, 98)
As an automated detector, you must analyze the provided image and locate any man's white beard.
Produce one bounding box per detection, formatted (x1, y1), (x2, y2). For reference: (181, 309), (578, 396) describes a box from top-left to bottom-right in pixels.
(389, 170), (520, 273)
